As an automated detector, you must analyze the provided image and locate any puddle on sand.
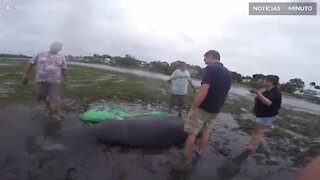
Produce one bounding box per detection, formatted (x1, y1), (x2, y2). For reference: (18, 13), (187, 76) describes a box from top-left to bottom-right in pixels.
(0, 101), (299, 180)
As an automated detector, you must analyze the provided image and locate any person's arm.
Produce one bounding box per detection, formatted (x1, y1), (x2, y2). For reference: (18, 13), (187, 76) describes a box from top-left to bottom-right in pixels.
(251, 89), (272, 106)
(189, 80), (196, 92)
(23, 55), (37, 81)
(187, 66), (212, 119)
(61, 56), (67, 82)
(257, 92), (272, 106)
(187, 72), (196, 93)
(190, 84), (210, 110)
(24, 64), (33, 79)
(168, 70), (176, 82)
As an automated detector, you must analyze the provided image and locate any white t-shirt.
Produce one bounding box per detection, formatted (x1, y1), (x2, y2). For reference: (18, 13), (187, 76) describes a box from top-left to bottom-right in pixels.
(170, 69), (191, 95)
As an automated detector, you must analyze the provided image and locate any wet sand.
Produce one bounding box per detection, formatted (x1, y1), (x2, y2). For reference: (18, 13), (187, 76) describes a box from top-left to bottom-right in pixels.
(0, 101), (299, 180)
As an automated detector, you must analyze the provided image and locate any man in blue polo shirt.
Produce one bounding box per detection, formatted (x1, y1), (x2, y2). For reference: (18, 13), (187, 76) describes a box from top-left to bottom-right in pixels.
(184, 50), (231, 158)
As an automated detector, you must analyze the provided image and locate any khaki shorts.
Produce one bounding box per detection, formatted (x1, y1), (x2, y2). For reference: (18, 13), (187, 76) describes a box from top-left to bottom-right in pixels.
(184, 108), (217, 136)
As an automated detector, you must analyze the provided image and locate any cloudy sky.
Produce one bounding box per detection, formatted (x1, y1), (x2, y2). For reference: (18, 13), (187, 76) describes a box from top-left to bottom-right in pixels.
(0, 0), (319, 84)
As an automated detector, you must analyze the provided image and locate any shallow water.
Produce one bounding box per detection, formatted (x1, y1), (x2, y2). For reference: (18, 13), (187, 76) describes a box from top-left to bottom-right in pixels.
(0, 63), (16, 66)
(69, 62), (320, 115)
(0, 101), (299, 180)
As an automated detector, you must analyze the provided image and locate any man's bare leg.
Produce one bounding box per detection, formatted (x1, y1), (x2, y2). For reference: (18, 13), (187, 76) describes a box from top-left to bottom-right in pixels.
(184, 134), (196, 157)
(198, 130), (211, 155)
(45, 100), (50, 113)
(178, 104), (183, 117)
(177, 96), (185, 117)
(169, 95), (175, 113)
(50, 101), (62, 121)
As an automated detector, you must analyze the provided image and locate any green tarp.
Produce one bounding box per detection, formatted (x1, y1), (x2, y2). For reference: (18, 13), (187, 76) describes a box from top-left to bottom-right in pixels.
(80, 105), (170, 123)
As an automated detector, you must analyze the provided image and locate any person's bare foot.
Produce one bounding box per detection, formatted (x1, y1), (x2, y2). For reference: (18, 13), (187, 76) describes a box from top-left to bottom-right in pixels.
(52, 115), (62, 122)
(246, 144), (254, 152)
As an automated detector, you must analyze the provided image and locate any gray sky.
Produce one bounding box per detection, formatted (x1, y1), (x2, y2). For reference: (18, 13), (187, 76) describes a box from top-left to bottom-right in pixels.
(0, 0), (319, 84)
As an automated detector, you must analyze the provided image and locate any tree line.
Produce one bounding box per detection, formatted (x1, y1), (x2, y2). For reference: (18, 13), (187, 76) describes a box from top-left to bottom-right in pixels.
(0, 53), (31, 58)
(2, 53), (319, 94)
(72, 53), (319, 94)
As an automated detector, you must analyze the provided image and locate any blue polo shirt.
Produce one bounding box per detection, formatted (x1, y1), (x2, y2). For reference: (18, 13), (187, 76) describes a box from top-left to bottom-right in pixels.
(199, 63), (231, 113)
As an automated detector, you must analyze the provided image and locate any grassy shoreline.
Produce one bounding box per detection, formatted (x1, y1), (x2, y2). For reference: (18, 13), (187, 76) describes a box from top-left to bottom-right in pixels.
(1, 59), (320, 137)
(1, 58), (320, 167)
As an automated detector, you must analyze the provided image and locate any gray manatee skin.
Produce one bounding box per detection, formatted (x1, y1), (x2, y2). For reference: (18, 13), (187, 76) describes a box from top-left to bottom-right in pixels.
(86, 116), (188, 148)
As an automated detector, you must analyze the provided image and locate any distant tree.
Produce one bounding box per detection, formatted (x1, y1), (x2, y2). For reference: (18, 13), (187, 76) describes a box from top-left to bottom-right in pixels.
(112, 54), (140, 67)
(310, 82), (316, 89)
(280, 82), (296, 93)
(230, 71), (243, 83)
(189, 65), (204, 78)
(243, 76), (253, 81)
(102, 54), (111, 58)
(149, 61), (170, 74)
(315, 85), (320, 90)
(169, 61), (185, 73)
(289, 78), (305, 90)
(0, 53), (30, 58)
(252, 74), (266, 81)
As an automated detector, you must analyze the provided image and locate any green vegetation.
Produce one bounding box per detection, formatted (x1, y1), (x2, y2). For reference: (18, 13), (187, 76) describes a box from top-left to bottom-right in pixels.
(0, 54), (31, 58)
(1, 58), (320, 139)
(276, 108), (320, 138)
(222, 96), (320, 138)
(4, 53), (319, 96)
(222, 97), (253, 116)
(0, 59), (195, 108)
(1, 58), (320, 164)
(0, 59), (37, 106)
(77, 53), (316, 95)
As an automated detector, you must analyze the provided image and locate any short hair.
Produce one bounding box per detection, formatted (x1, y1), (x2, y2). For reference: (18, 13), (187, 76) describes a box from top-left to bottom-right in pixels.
(204, 50), (220, 60)
(49, 42), (63, 51)
(265, 75), (280, 86)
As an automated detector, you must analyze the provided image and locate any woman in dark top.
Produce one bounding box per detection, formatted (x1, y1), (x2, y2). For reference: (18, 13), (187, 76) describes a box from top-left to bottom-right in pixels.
(247, 75), (282, 151)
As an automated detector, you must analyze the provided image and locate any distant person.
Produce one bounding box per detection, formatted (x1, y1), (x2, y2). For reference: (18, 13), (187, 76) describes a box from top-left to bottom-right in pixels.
(23, 42), (67, 121)
(247, 75), (282, 151)
(168, 62), (196, 117)
(184, 50), (231, 158)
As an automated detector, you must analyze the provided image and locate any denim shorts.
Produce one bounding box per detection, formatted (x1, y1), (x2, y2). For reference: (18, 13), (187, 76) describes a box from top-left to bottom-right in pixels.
(256, 116), (277, 126)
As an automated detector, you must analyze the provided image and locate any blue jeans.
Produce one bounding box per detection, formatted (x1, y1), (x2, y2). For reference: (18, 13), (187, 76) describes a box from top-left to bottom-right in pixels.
(256, 116), (277, 126)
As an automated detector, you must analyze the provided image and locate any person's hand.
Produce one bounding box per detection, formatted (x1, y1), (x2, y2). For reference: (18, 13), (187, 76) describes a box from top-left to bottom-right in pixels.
(193, 88), (197, 94)
(22, 74), (27, 81)
(22, 74), (29, 85)
(187, 108), (196, 121)
(62, 78), (67, 86)
(249, 89), (259, 95)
